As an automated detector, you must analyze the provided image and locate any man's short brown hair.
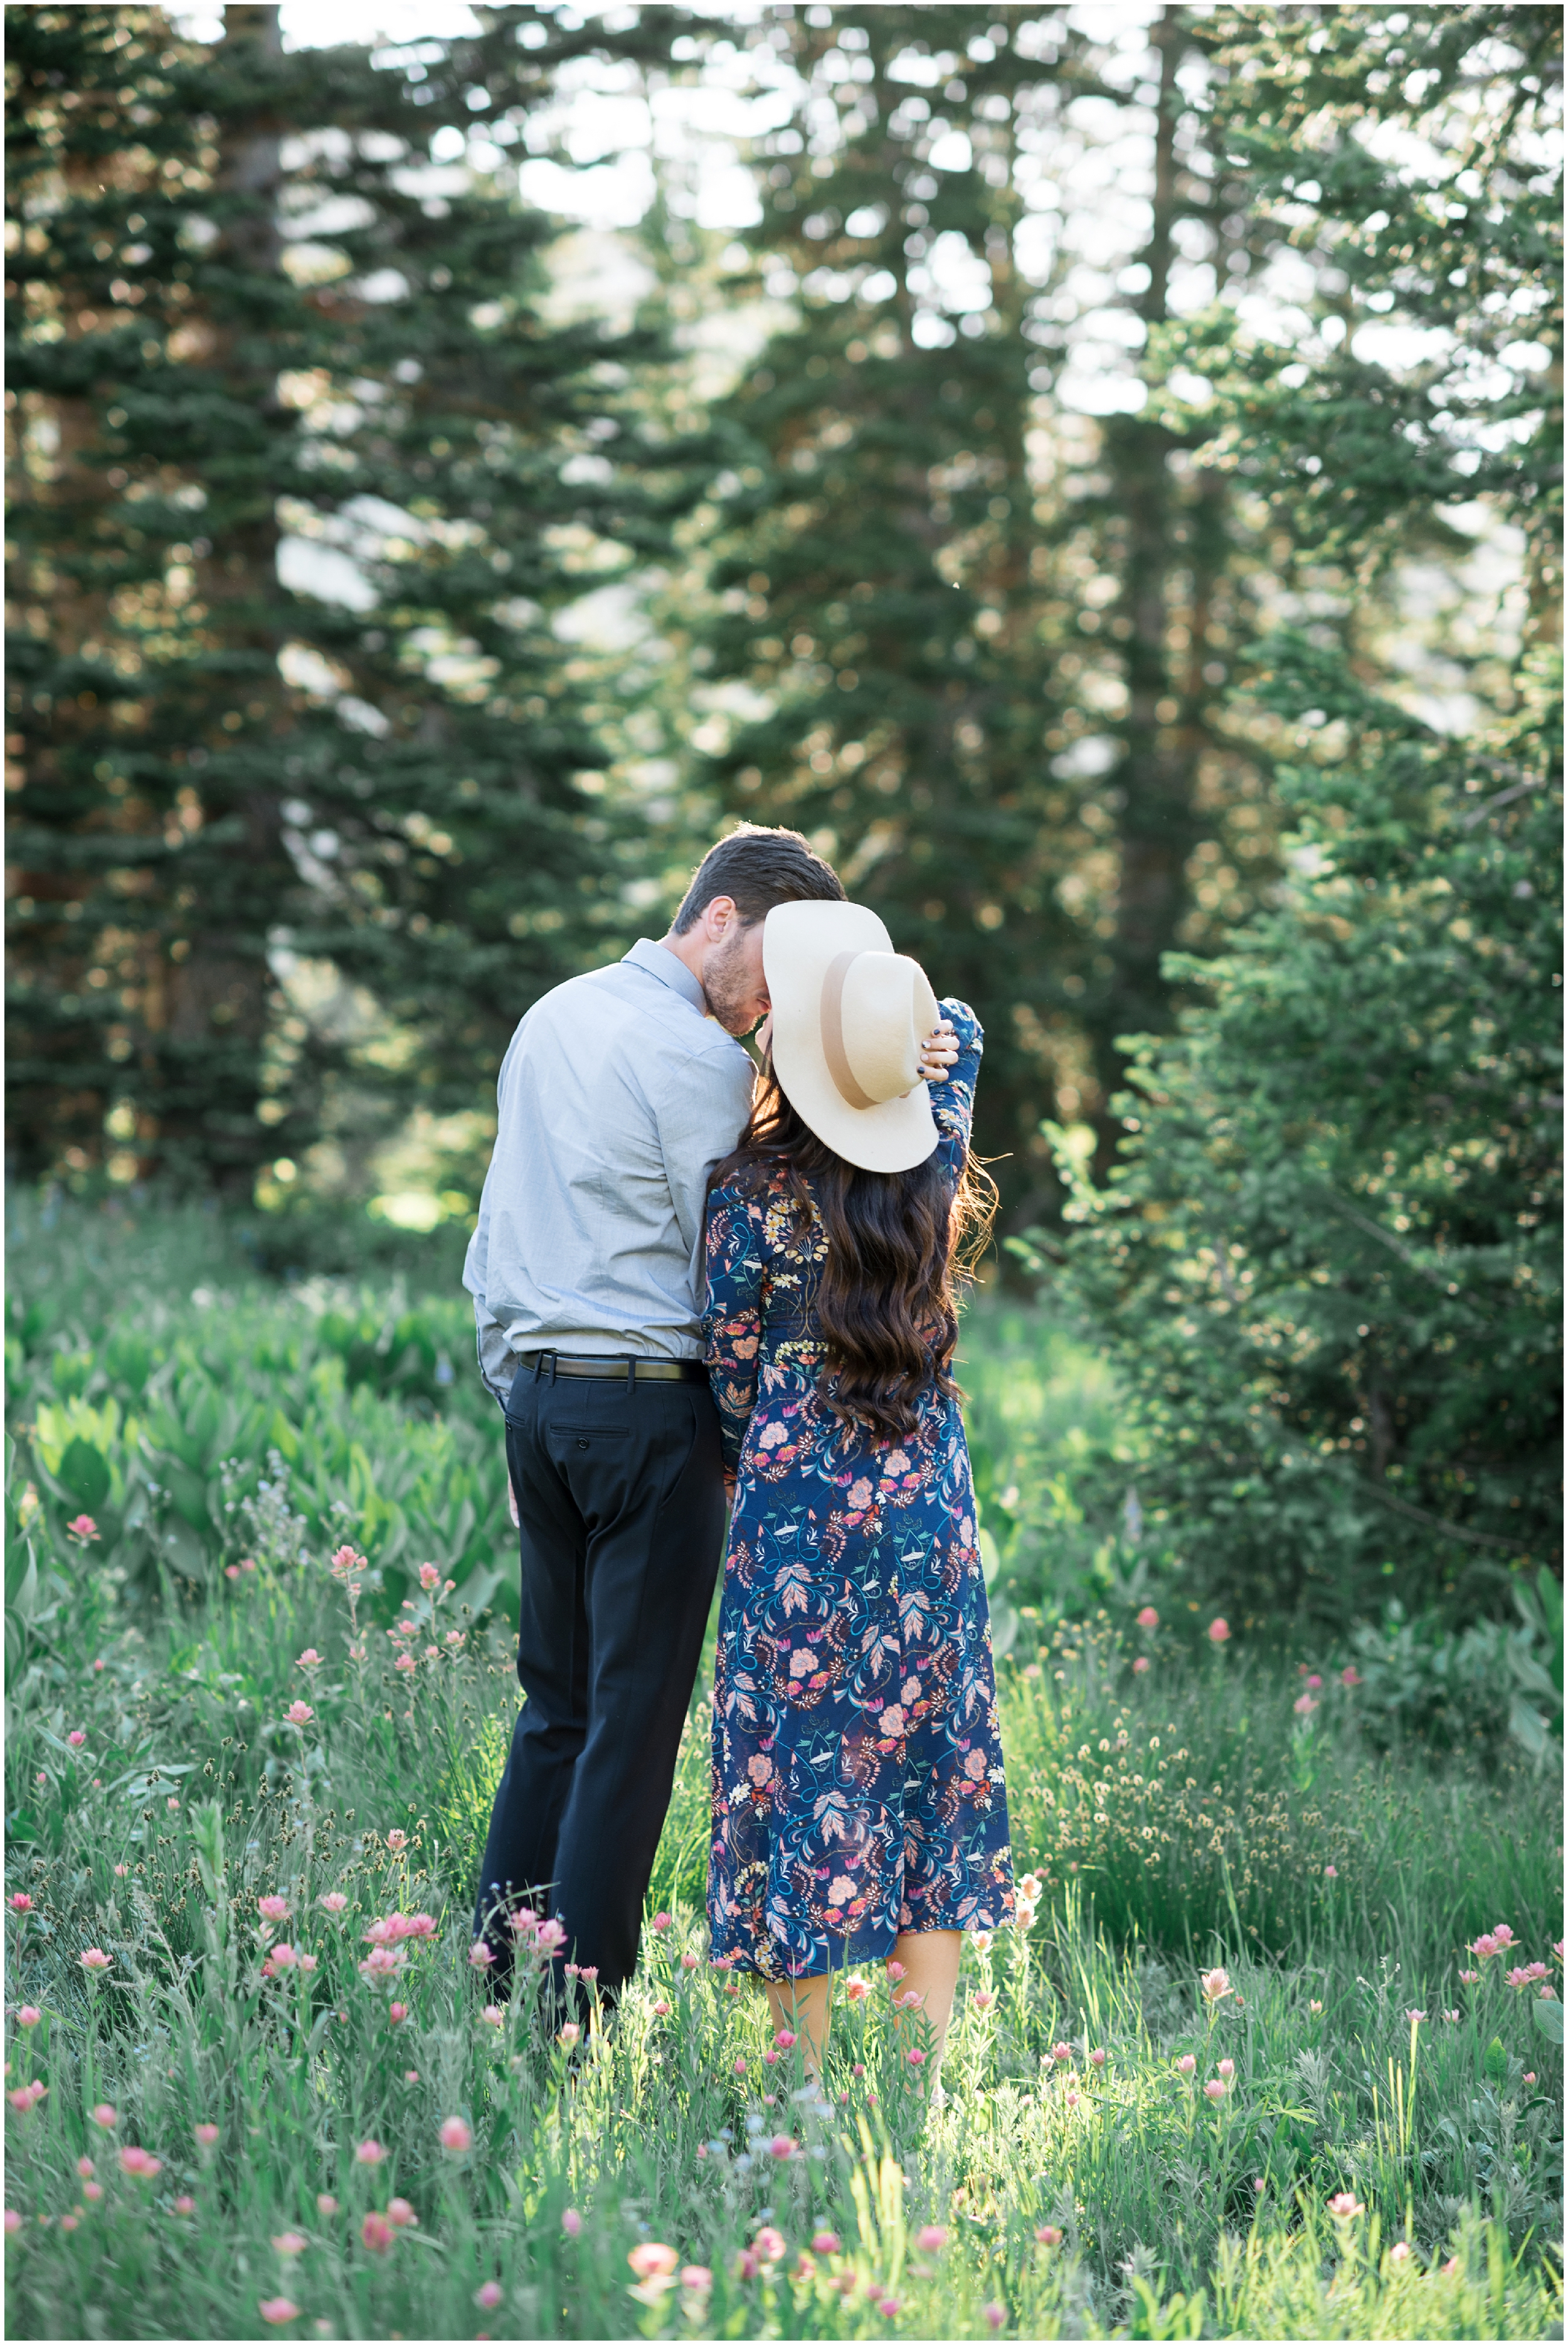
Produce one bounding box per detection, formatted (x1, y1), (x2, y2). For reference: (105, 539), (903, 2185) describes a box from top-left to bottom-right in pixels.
(672, 824), (844, 933)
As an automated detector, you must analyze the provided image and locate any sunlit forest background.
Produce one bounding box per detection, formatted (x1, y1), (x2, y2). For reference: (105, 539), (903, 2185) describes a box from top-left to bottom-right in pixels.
(7, 0), (1562, 1639)
(3, 17), (1563, 2335)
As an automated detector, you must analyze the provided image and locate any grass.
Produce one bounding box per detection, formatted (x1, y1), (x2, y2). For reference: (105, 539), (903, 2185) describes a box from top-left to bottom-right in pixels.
(4, 1199), (1564, 2339)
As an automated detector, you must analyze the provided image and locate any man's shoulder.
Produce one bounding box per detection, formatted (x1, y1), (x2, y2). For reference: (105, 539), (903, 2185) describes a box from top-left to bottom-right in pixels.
(511, 958), (751, 1072)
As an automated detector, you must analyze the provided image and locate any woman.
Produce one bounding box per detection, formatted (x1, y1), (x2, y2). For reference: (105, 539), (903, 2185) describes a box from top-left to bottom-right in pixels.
(703, 898), (1014, 2079)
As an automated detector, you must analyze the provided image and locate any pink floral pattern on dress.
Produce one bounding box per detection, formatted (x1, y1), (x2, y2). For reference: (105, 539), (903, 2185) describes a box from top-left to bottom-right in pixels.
(703, 1001), (1014, 1980)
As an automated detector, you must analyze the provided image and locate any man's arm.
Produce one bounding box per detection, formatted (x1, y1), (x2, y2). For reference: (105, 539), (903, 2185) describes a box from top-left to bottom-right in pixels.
(654, 1041), (757, 1270)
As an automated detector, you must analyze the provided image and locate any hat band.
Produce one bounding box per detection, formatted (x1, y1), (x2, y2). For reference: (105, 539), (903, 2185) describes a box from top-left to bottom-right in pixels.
(820, 950), (877, 1110)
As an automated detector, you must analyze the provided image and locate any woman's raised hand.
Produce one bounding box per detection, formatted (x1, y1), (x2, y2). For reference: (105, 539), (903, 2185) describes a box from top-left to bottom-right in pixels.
(918, 1017), (959, 1085)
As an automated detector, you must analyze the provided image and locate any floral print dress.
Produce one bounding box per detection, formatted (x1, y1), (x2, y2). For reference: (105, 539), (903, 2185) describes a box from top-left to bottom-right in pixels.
(702, 999), (1014, 1981)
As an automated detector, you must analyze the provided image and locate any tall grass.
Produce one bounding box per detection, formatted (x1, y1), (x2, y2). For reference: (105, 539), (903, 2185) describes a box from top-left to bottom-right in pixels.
(4, 1201), (1563, 2339)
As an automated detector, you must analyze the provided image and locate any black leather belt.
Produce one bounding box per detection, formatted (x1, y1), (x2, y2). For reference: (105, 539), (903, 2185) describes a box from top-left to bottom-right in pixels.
(519, 1351), (709, 1386)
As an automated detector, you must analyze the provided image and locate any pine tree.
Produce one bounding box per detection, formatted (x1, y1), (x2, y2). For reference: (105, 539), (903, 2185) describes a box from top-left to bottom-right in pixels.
(1036, 3), (1562, 1627)
(686, 4), (1286, 1203)
(6, 3), (696, 1196)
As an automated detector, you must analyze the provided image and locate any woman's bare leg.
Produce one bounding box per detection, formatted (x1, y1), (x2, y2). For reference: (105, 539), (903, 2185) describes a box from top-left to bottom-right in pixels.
(887, 1928), (962, 2073)
(765, 1971), (832, 2076)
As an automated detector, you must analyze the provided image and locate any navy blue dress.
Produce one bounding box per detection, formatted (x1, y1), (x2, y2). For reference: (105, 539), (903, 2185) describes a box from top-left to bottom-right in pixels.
(702, 1001), (1014, 1980)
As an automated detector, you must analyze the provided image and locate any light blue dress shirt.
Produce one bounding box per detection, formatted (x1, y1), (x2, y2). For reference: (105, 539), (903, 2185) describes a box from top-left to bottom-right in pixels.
(463, 938), (758, 1403)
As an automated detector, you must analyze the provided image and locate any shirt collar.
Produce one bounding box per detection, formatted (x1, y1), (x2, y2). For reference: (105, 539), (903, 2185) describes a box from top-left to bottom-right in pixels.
(623, 935), (707, 1016)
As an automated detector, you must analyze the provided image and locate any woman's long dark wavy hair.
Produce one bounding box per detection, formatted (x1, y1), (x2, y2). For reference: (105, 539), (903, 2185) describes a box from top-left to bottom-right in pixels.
(710, 1068), (997, 1444)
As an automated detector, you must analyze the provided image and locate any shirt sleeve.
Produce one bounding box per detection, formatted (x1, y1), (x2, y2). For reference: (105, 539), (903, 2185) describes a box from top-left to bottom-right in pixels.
(702, 1178), (766, 1477)
(931, 997), (983, 1185)
(652, 1042), (756, 1270)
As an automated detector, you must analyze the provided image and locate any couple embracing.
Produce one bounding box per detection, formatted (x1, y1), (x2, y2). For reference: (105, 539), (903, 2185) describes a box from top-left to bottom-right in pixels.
(465, 825), (1014, 2078)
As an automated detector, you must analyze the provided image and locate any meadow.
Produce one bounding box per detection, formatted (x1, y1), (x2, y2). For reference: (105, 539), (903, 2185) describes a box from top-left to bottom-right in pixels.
(4, 1201), (1563, 2341)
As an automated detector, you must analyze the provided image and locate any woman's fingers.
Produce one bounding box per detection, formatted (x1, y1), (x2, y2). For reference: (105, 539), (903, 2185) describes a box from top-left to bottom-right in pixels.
(919, 1019), (960, 1082)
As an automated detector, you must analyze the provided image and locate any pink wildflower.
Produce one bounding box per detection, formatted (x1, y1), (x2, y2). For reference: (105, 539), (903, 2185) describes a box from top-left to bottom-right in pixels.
(984, 2305), (1005, 2332)
(79, 1948), (112, 1972)
(8, 1895), (33, 1913)
(917, 2223), (949, 2252)
(4, 2210), (23, 2235)
(317, 2195), (337, 2216)
(474, 2281), (502, 2310)
(1036, 2225), (1062, 2248)
(753, 2226), (787, 2265)
(15, 2008), (41, 2029)
(845, 1978), (870, 2002)
(354, 2139), (386, 2166)
(1293, 1693), (1318, 1716)
(1324, 1866), (1338, 1878)
(973, 1989), (997, 2012)
(1406, 2009), (1426, 2024)
(361, 2213), (395, 2253)
(885, 1960), (906, 1981)
(1306, 1673), (1322, 1689)
(559, 2024), (580, 2047)
(1217, 2058), (1234, 2078)
(682, 2265), (713, 2293)
(561, 2208), (582, 2237)
(66, 1730), (86, 1748)
(194, 2124), (219, 2148)
(119, 2146), (162, 2179)
(1175, 2054), (1196, 2075)
(1204, 2080), (1226, 2101)
(90, 2104), (117, 2129)
(418, 1563), (442, 1590)
(1327, 2193), (1364, 2219)
(480, 2005), (504, 2028)
(384, 1829), (408, 1854)
(76, 2157), (94, 2179)
(1053, 2041), (1072, 2063)
(8, 2083), (46, 2113)
(1390, 2241), (1411, 2265)
(1458, 1969), (1479, 1985)
(1342, 1666), (1361, 1686)
(387, 2198), (418, 2228)
(535, 1918), (567, 1953)
(1132, 1656), (1150, 1674)
(296, 1650), (321, 1669)
(285, 1701), (313, 1727)
(172, 2196), (195, 2216)
(813, 2230), (842, 2253)
(1207, 1617), (1231, 1644)
(258, 2299), (299, 2326)
(1136, 1606), (1158, 1630)
(257, 1896), (291, 1923)
(1200, 1967), (1231, 2002)
(652, 1999), (671, 2016)
(271, 2231), (307, 2257)
(65, 1516), (100, 1544)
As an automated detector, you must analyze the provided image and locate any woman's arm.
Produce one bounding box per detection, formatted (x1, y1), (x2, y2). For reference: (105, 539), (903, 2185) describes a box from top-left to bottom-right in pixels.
(930, 997), (983, 1178)
(702, 1179), (766, 1477)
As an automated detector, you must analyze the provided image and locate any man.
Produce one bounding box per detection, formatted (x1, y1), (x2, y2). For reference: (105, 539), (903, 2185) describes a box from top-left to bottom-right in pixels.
(465, 824), (845, 2006)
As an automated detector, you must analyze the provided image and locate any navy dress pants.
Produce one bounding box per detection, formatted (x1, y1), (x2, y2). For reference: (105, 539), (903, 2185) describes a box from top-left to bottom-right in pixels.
(472, 1362), (726, 2005)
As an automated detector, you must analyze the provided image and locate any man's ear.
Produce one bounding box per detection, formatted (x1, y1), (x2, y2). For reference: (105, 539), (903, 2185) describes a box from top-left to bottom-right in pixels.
(704, 893), (739, 939)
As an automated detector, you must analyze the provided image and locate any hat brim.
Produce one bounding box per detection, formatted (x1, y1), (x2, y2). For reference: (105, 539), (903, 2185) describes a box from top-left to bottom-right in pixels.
(764, 901), (940, 1174)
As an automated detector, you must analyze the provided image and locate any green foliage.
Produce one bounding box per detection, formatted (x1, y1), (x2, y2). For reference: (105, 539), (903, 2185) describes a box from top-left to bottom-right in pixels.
(1012, 4), (1562, 1632)
(3, 1198), (1561, 2337)
(6, 6), (696, 1189)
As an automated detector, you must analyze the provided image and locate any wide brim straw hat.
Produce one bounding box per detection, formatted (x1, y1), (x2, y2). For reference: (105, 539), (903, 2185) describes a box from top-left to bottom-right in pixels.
(763, 900), (941, 1174)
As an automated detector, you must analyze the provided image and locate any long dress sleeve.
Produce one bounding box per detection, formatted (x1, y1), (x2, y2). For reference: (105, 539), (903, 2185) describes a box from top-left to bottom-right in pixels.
(931, 997), (983, 1184)
(702, 1179), (766, 1477)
